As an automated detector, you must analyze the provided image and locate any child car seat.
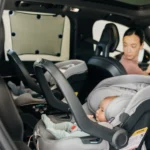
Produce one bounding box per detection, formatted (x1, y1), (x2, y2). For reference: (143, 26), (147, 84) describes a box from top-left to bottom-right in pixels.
(33, 59), (150, 150)
(44, 59), (87, 94)
(7, 49), (88, 98)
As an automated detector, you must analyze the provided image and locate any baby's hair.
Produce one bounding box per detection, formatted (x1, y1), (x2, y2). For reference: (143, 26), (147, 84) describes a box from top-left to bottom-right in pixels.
(99, 96), (118, 107)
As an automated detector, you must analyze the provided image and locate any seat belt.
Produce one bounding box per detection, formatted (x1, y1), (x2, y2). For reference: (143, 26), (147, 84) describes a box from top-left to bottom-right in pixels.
(0, 19), (5, 60)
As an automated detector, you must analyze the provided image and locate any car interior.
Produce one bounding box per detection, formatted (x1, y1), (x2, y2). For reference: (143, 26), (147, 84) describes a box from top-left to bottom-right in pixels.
(1, 0), (150, 150)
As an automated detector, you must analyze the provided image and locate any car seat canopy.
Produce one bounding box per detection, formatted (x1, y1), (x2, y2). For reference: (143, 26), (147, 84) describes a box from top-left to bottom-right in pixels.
(87, 81), (149, 113)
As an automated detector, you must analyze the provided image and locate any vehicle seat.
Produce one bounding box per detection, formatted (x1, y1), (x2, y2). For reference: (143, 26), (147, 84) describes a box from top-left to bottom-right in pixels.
(0, 119), (31, 150)
(34, 59), (150, 150)
(85, 23), (127, 98)
(0, 76), (31, 150)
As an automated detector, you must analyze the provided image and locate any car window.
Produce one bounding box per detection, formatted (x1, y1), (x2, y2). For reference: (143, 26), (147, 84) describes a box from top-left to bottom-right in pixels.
(3, 10), (70, 61)
(92, 20), (150, 61)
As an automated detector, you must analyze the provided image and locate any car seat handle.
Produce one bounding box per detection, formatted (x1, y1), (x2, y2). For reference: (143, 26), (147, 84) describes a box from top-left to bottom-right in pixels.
(34, 61), (70, 113)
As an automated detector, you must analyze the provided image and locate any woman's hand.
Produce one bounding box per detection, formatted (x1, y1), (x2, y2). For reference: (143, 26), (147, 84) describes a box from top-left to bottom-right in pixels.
(145, 65), (150, 75)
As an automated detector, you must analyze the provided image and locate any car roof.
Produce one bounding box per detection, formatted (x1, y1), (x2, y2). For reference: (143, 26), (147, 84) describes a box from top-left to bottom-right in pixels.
(115, 0), (150, 6)
(4, 0), (150, 27)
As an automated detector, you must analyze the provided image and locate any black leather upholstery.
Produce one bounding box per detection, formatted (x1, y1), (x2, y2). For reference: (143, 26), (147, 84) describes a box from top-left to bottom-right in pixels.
(0, 119), (18, 150)
(0, 20), (5, 59)
(88, 56), (126, 76)
(7, 49), (42, 94)
(95, 23), (119, 57)
(0, 77), (23, 141)
(0, 76), (31, 149)
(15, 141), (31, 150)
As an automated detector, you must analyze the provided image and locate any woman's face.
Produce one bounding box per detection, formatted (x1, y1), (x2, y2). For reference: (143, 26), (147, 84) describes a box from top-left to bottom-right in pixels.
(123, 34), (144, 60)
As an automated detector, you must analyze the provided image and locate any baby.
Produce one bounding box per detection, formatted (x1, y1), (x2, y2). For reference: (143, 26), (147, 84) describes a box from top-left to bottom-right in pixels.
(42, 96), (117, 140)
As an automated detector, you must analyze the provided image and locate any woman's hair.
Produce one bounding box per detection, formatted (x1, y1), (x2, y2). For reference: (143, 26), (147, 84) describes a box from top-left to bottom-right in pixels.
(124, 28), (145, 45)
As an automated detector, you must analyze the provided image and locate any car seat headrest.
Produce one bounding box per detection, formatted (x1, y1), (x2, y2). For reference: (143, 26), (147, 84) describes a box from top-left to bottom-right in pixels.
(96, 23), (119, 57)
(105, 96), (132, 121)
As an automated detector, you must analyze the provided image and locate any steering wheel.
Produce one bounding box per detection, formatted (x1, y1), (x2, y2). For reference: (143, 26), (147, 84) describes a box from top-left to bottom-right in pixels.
(34, 58), (128, 149)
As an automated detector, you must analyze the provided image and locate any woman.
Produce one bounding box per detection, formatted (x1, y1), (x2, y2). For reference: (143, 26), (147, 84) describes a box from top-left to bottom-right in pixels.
(120, 28), (150, 75)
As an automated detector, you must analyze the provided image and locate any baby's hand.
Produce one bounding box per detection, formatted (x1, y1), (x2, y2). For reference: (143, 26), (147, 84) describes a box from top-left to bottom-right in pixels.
(87, 115), (94, 119)
(87, 115), (96, 122)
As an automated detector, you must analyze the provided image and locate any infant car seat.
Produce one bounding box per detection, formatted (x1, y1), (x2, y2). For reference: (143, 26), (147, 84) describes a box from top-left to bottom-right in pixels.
(7, 49), (88, 98)
(33, 59), (150, 150)
(44, 59), (88, 98)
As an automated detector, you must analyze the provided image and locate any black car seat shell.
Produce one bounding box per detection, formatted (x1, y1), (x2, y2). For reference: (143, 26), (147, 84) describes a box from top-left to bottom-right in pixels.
(7, 49), (42, 94)
(86, 23), (127, 97)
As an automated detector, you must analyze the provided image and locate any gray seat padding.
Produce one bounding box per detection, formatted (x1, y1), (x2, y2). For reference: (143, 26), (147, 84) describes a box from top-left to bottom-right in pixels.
(35, 120), (109, 150)
(86, 75), (150, 114)
(45, 59), (87, 85)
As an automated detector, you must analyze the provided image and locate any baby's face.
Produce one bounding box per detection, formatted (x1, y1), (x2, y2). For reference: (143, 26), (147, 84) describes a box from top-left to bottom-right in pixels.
(96, 98), (111, 122)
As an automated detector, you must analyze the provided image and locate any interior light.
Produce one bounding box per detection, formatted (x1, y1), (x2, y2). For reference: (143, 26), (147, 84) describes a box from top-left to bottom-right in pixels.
(70, 7), (80, 12)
